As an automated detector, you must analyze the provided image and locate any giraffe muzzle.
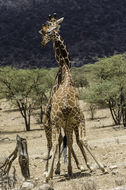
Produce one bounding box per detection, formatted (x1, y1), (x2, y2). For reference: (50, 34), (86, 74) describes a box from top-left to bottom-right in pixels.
(42, 41), (46, 47)
(38, 30), (42, 35)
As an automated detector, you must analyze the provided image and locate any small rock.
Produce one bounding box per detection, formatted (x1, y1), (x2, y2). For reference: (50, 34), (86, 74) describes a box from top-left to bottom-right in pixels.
(1, 137), (10, 141)
(109, 186), (126, 190)
(115, 176), (125, 186)
(93, 145), (97, 149)
(110, 165), (118, 170)
(35, 177), (39, 181)
(35, 156), (41, 159)
(43, 171), (48, 178)
(102, 156), (107, 160)
(122, 163), (126, 168)
(39, 183), (54, 190)
(90, 163), (98, 171)
(90, 162), (105, 171)
(20, 181), (34, 190)
(112, 170), (119, 175)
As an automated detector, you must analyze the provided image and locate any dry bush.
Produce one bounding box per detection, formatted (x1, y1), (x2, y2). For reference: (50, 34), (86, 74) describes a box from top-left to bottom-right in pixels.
(0, 167), (17, 190)
(70, 179), (97, 190)
(88, 104), (96, 120)
(81, 179), (97, 190)
(115, 176), (126, 187)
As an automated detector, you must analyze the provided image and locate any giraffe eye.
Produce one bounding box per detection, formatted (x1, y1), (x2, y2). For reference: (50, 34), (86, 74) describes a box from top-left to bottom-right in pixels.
(47, 31), (51, 35)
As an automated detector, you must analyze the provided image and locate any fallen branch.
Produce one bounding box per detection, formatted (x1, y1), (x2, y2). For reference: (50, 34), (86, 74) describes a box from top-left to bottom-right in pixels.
(0, 147), (17, 176)
(17, 135), (30, 180)
(0, 135), (30, 180)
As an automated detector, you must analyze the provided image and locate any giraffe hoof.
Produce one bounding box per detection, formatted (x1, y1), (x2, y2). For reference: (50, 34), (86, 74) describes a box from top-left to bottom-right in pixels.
(43, 171), (53, 182)
(43, 171), (48, 177)
(55, 169), (60, 175)
(80, 166), (85, 171)
(43, 155), (52, 161)
(68, 169), (73, 177)
(102, 168), (108, 174)
(68, 173), (73, 179)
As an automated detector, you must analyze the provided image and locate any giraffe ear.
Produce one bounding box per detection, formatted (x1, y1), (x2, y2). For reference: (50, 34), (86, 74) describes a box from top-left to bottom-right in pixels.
(38, 30), (42, 34)
(48, 14), (52, 20)
(53, 13), (57, 19)
(57, 17), (64, 25)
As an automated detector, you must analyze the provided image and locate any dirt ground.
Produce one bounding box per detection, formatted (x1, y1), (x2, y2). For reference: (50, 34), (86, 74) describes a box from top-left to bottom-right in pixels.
(0, 100), (126, 190)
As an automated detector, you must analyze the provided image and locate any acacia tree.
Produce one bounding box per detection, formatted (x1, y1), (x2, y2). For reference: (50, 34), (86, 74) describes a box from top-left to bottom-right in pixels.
(72, 67), (89, 88)
(0, 67), (55, 130)
(0, 67), (36, 131)
(32, 68), (55, 123)
(84, 54), (126, 126)
(0, 67), (39, 131)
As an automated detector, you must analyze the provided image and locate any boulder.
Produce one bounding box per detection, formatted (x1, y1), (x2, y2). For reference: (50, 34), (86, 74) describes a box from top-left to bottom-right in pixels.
(20, 181), (34, 190)
(109, 165), (118, 170)
(39, 183), (54, 190)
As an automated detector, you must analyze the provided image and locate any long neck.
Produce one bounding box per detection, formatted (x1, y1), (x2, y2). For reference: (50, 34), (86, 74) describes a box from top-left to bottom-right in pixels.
(53, 33), (71, 68)
(51, 33), (73, 94)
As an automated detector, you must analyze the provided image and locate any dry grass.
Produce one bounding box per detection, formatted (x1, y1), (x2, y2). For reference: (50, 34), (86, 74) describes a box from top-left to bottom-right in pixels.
(1, 101), (126, 189)
(115, 175), (126, 187)
(59, 179), (97, 190)
(0, 168), (17, 190)
(80, 180), (97, 190)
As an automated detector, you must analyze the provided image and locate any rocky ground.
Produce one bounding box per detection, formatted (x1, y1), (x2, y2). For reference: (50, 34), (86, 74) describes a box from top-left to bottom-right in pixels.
(0, 100), (126, 190)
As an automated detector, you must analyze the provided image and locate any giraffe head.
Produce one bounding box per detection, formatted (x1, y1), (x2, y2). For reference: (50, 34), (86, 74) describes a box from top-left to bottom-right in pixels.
(39, 13), (64, 47)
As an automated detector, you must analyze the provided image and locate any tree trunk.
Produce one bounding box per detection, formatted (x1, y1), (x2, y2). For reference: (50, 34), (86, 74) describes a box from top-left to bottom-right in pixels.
(122, 107), (126, 128)
(24, 115), (30, 131)
(108, 101), (120, 125)
(17, 135), (30, 180)
(40, 105), (44, 124)
(16, 101), (31, 131)
(89, 104), (96, 120)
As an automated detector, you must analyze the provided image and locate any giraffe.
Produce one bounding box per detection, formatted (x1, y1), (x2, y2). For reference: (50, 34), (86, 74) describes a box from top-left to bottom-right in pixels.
(40, 14), (89, 175)
(42, 68), (83, 175)
(39, 13), (106, 181)
(40, 14), (87, 175)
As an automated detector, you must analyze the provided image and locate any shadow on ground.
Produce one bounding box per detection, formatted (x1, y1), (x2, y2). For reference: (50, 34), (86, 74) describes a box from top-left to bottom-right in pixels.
(57, 171), (91, 182)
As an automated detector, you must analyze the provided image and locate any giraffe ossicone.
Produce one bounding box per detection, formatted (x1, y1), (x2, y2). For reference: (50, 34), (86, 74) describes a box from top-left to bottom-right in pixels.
(39, 14), (106, 182)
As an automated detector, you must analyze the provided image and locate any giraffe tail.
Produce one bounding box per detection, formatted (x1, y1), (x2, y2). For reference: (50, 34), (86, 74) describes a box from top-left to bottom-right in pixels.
(60, 135), (67, 163)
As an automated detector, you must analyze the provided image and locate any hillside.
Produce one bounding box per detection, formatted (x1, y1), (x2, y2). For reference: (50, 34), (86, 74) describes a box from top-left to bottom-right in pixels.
(0, 0), (126, 68)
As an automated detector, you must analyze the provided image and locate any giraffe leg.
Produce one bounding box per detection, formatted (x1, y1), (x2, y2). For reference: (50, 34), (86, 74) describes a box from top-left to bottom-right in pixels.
(45, 143), (58, 182)
(55, 130), (63, 175)
(55, 131), (82, 174)
(74, 127), (92, 172)
(45, 127), (60, 182)
(44, 125), (52, 173)
(71, 147), (82, 170)
(81, 140), (106, 173)
(66, 129), (73, 177)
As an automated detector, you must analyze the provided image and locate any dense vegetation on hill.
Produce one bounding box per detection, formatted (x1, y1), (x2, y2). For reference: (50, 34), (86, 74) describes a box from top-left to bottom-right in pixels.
(0, 53), (126, 130)
(0, 0), (126, 68)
